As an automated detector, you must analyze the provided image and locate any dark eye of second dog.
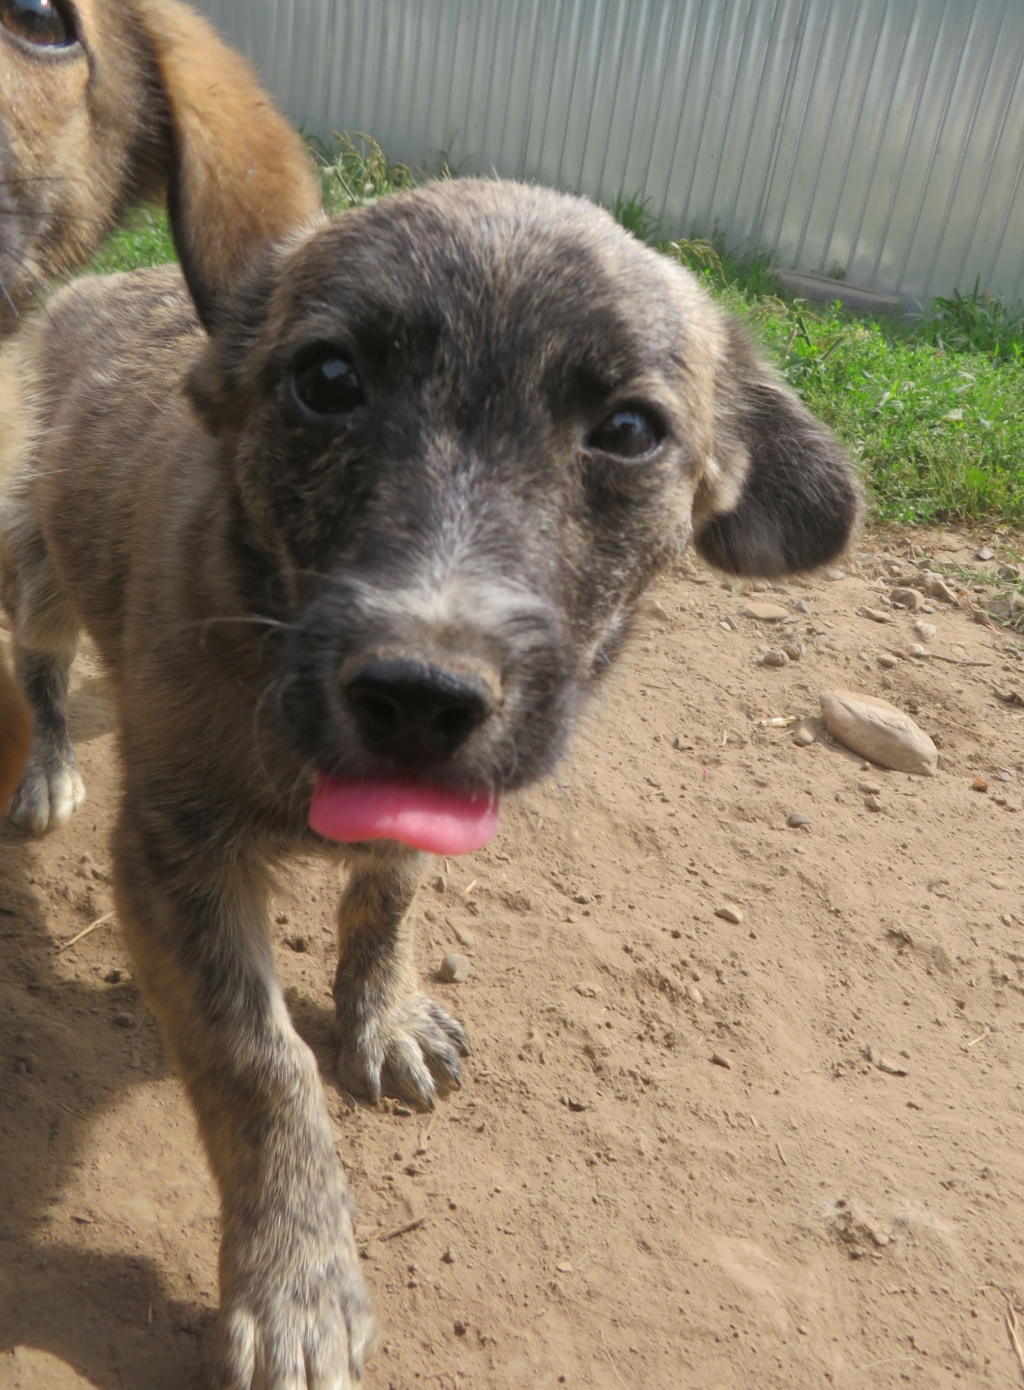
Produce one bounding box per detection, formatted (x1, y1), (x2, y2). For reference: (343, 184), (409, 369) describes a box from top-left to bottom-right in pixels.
(0, 0), (77, 46)
(291, 349), (364, 417)
(586, 407), (664, 461)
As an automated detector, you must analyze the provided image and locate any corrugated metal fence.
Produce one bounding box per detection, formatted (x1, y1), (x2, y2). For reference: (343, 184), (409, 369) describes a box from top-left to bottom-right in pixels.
(195, 0), (1024, 306)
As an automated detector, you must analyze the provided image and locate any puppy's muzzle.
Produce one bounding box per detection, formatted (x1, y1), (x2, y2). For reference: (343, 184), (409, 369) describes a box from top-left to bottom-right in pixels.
(342, 656), (497, 766)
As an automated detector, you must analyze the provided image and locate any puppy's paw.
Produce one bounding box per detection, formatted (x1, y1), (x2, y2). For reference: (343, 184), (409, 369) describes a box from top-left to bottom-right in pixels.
(216, 1204), (376, 1390)
(337, 993), (470, 1109)
(8, 748), (85, 834)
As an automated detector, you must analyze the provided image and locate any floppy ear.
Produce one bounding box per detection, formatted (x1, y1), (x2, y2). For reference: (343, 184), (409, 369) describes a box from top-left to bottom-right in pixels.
(693, 319), (862, 577)
(137, 0), (323, 330)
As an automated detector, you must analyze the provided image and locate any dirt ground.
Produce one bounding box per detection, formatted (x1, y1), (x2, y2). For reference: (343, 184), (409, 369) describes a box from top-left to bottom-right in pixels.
(1, 527), (1023, 1390)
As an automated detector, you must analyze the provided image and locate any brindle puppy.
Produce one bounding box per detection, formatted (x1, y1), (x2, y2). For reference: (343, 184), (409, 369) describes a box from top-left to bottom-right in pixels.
(0, 0), (320, 806)
(1, 164), (860, 1384)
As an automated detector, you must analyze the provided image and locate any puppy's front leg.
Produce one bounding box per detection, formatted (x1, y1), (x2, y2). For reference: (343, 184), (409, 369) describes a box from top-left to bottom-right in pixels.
(113, 808), (376, 1390)
(334, 846), (469, 1108)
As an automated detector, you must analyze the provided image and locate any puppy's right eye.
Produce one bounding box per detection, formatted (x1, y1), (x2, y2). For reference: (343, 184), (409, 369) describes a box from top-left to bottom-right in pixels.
(0, 0), (77, 46)
(292, 350), (364, 417)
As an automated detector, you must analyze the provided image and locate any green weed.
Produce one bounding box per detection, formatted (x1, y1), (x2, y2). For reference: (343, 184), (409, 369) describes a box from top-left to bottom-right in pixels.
(611, 192), (660, 242)
(917, 280), (1024, 363)
(310, 132), (415, 212)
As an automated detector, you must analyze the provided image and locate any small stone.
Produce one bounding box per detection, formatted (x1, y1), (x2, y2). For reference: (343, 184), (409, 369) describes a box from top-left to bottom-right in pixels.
(997, 563), (1021, 581)
(792, 724), (815, 747)
(905, 642), (928, 658)
(998, 770), (1013, 782)
(927, 578), (957, 604)
(284, 934), (311, 953)
(112, 1012), (134, 1029)
(819, 689), (938, 776)
(987, 592), (1024, 621)
(710, 1052), (733, 1069)
(890, 587), (924, 611)
(274, 911), (289, 924)
(104, 968), (123, 984)
(784, 642), (805, 661)
(686, 984), (704, 1006)
(795, 598), (811, 615)
(858, 606), (891, 624)
(912, 620), (937, 642)
(715, 903), (743, 924)
(823, 567), (846, 581)
(454, 926), (475, 948)
(975, 547), (995, 561)
(863, 795), (883, 812)
(990, 877), (1009, 891)
(742, 601), (790, 622)
(453, 1320), (468, 1337)
(857, 779), (881, 794)
(878, 653), (898, 669)
(441, 1248), (456, 1264)
(971, 777), (989, 793)
(786, 811), (811, 828)
(867, 1045), (909, 1076)
(719, 617), (736, 632)
(762, 649), (789, 667)
(439, 953), (471, 983)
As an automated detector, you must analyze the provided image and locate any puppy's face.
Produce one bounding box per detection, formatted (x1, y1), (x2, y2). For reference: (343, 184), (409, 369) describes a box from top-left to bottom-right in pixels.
(0, 0), (151, 330)
(188, 181), (859, 798)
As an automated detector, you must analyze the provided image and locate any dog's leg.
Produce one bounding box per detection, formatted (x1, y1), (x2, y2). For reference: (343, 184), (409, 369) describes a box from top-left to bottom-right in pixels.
(113, 808), (376, 1390)
(2, 504), (85, 832)
(334, 846), (470, 1108)
(8, 641), (85, 833)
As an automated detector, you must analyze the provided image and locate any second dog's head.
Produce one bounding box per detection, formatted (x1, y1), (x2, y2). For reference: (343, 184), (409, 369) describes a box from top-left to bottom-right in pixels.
(179, 179), (860, 812)
(0, 0), (317, 334)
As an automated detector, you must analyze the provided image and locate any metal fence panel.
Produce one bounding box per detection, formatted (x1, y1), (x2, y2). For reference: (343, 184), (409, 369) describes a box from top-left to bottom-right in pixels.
(194, 0), (1024, 304)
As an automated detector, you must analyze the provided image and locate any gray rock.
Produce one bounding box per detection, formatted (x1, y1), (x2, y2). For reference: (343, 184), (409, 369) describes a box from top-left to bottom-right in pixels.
(439, 953), (472, 983)
(890, 587), (924, 611)
(975, 546), (995, 561)
(819, 690), (938, 776)
(927, 578), (958, 604)
(762, 649), (789, 667)
(786, 811), (812, 828)
(715, 903), (744, 924)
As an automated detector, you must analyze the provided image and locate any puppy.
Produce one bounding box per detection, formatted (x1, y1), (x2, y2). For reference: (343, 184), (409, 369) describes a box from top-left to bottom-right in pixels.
(1, 154), (860, 1385)
(0, 0), (321, 808)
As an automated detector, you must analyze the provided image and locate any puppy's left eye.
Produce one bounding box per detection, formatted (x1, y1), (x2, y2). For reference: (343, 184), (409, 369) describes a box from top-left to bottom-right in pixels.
(586, 407), (664, 461)
(292, 350), (364, 417)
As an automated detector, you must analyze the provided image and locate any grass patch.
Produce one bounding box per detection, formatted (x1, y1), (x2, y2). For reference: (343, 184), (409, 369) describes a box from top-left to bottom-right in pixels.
(83, 145), (1024, 529)
(658, 231), (1023, 526)
(87, 205), (175, 274)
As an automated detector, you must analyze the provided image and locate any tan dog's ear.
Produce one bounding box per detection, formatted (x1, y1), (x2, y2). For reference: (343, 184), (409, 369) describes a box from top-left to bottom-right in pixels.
(139, 0), (322, 330)
(693, 319), (862, 577)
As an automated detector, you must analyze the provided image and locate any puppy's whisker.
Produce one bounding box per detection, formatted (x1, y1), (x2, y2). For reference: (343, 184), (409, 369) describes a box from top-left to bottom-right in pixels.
(182, 613), (293, 653)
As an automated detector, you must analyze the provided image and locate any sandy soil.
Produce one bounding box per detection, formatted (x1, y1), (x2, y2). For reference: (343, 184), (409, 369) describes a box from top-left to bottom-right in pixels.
(1, 527), (1023, 1390)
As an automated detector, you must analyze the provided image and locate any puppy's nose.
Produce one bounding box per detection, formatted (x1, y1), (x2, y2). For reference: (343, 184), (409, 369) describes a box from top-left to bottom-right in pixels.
(343, 657), (494, 764)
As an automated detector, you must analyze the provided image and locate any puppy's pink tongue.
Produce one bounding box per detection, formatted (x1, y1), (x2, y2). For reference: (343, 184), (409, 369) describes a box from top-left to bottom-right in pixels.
(310, 775), (500, 854)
